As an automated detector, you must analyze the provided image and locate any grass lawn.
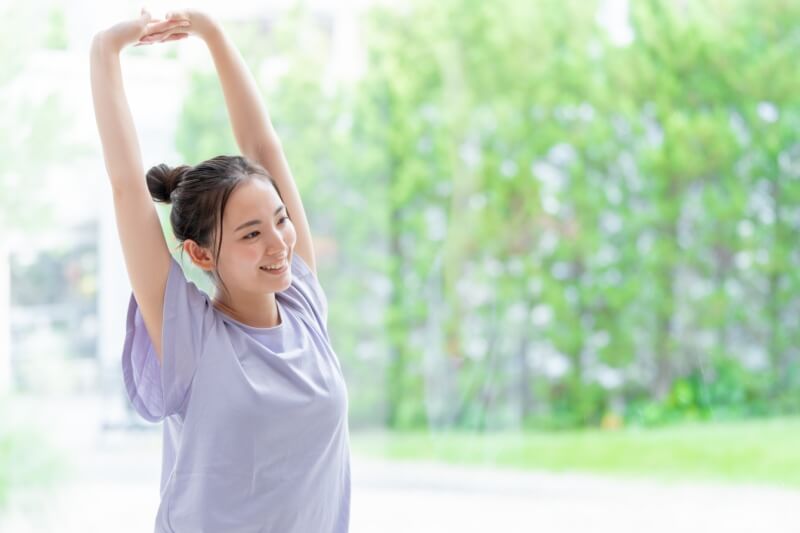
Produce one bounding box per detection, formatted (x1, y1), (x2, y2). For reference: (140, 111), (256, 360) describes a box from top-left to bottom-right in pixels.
(351, 416), (800, 488)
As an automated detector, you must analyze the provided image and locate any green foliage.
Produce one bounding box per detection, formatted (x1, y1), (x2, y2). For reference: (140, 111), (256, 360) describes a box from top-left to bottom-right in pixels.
(172, 0), (800, 430)
(175, 70), (239, 164)
(0, 4), (83, 236)
(44, 6), (68, 50)
(624, 356), (779, 426)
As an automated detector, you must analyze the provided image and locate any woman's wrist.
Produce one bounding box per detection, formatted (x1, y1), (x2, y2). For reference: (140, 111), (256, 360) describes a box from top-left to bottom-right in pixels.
(91, 31), (122, 58)
(194, 12), (222, 42)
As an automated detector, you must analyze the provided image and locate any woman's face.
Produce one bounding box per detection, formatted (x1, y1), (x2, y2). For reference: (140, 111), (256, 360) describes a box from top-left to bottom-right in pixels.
(215, 177), (296, 296)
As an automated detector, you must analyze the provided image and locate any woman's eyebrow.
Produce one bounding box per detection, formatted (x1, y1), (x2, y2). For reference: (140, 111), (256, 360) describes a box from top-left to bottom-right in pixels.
(234, 205), (286, 231)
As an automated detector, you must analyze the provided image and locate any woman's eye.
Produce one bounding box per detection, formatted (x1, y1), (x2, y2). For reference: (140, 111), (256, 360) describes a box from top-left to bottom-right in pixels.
(245, 219), (287, 239)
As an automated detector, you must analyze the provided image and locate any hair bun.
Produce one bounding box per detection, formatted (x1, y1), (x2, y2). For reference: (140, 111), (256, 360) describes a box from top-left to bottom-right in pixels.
(146, 164), (190, 204)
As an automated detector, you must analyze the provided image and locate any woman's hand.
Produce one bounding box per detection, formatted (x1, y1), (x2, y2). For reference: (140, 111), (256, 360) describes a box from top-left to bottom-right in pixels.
(137, 9), (218, 45)
(92, 8), (190, 53)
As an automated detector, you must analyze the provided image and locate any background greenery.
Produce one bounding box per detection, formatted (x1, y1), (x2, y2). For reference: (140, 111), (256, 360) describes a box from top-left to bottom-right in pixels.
(172, 0), (800, 432)
(3, 0), (800, 509)
(0, 2), (79, 508)
(353, 417), (800, 487)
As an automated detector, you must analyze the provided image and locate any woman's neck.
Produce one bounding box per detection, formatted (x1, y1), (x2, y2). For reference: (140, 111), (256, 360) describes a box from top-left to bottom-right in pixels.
(212, 292), (281, 328)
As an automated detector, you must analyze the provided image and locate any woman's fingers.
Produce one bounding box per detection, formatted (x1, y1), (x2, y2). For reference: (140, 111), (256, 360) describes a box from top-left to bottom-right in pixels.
(132, 8), (204, 45)
(139, 31), (167, 42)
(143, 19), (190, 37)
(139, 30), (188, 44)
(163, 32), (188, 42)
(139, 23), (190, 43)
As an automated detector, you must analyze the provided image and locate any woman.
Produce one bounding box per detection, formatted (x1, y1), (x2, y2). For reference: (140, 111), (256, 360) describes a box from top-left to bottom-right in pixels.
(90, 8), (350, 532)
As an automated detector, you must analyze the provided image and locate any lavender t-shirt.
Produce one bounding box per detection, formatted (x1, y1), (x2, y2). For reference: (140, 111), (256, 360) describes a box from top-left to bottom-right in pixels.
(121, 252), (350, 533)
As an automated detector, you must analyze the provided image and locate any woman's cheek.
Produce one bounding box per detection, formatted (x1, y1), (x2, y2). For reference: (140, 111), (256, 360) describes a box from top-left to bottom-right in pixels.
(244, 246), (263, 263)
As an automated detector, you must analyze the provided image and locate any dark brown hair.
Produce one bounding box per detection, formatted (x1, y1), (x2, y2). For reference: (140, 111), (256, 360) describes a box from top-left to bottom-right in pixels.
(146, 154), (287, 296)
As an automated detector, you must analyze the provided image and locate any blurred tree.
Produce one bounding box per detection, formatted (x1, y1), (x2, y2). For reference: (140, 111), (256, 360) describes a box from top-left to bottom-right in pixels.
(170, 0), (800, 430)
(0, 1), (82, 511)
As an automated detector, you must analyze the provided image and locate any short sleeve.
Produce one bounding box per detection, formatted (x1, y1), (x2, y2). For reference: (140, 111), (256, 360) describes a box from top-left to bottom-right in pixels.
(121, 255), (215, 422)
(284, 253), (329, 336)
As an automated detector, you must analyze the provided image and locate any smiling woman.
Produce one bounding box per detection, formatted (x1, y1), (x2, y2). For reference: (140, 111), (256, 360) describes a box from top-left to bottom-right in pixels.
(89, 7), (350, 533)
(145, 157), (297, 329)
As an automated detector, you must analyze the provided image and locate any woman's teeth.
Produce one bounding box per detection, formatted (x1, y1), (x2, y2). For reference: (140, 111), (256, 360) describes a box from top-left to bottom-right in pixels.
(260, 260), (287, 271)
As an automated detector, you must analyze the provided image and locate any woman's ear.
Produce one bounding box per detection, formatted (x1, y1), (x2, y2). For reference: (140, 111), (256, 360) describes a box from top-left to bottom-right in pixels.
(183, 240), (215, 271)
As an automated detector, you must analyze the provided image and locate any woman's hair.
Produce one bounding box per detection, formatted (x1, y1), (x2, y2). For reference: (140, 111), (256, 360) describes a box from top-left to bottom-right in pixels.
(146, 154), (286, 296)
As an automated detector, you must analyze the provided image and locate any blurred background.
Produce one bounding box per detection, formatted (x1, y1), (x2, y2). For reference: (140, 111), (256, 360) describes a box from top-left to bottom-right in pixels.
(1, 0), (799, 531)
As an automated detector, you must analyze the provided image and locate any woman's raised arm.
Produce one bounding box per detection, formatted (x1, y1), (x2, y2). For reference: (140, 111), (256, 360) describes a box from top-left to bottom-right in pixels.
(203, 14), (318, 277)
(90, 10), (187, 192)
(142, 10), (318, 276)
(90, 10), (189, 363)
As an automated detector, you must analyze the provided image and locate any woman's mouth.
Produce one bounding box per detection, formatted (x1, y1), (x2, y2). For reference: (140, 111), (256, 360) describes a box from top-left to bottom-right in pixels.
(259, 258), (288, 275)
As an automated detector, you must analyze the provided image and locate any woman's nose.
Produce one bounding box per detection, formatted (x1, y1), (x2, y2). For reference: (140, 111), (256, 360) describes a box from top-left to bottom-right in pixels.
(265, 230), (287, 253)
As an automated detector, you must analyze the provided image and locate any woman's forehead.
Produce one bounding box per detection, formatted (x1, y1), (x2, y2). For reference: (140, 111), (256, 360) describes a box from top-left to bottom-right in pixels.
(225, 179), (282, 222)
